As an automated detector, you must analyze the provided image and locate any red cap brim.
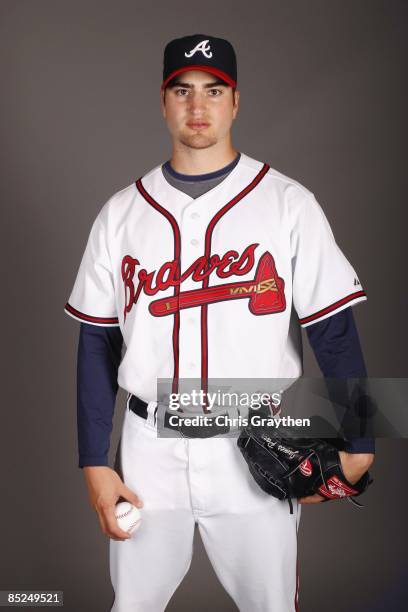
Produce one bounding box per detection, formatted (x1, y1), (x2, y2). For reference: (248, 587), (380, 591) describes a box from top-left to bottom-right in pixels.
(161, 65), (236, 90)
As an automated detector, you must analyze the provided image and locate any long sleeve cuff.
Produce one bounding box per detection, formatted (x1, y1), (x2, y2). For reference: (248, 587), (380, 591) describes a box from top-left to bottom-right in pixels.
(343, 437), (375, 454)
(79, 455), (110, 469)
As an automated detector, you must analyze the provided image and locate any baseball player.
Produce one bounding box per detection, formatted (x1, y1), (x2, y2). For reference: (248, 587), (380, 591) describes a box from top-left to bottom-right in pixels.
(65, 34), (375, 611)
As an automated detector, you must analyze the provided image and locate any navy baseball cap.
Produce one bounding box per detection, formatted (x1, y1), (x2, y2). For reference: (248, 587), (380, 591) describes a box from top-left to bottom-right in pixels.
(162, 34), (237, 90)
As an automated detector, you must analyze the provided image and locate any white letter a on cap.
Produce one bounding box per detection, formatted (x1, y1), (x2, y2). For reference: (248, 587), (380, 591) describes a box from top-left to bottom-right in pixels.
(185, 40), (213, 58)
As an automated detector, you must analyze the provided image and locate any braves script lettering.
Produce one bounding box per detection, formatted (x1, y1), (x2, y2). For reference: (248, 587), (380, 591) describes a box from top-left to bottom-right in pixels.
(121, 243), (258, 320)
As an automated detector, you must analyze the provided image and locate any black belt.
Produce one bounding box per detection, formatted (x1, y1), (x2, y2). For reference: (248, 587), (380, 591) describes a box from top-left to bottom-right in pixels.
(128, 394), (152, 420)
(128, 394), (230, 438)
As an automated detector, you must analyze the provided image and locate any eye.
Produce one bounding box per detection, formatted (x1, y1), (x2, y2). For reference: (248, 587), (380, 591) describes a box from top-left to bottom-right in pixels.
(208, 88), (222, 96)
(175, 88), (189, 96)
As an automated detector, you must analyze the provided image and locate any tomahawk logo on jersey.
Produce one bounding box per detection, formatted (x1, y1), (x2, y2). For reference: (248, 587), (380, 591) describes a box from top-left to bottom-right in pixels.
(64, 153), (366, 401)
(121, 243), (286, 320)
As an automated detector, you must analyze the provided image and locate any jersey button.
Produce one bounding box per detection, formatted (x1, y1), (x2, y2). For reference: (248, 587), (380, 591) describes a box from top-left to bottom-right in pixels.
(190, 239), (199, 246)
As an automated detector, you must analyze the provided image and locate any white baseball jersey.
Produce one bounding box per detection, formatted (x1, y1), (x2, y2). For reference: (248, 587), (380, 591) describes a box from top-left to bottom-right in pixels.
(64, 152), (366, 401)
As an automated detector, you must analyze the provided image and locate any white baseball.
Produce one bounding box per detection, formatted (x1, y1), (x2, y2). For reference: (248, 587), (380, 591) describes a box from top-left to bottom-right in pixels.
(115, 501), (142, 534)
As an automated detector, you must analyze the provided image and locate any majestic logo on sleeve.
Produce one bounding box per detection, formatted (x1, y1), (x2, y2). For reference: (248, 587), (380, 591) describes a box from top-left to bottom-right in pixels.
(184, 40), (213, 58)
(121, 243), (286, 321)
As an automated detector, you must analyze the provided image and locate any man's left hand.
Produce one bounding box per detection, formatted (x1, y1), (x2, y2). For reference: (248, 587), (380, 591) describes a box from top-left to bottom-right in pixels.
(298, 451), (374, 505)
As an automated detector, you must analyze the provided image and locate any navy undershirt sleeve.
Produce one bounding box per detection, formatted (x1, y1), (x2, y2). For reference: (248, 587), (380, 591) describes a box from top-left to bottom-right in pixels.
(306, 307), (375, 454)
(77, 323), (123, 468)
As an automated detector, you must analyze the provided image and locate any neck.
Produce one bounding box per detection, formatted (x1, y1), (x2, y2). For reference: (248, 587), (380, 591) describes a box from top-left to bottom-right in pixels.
(169, 140), (238, 175)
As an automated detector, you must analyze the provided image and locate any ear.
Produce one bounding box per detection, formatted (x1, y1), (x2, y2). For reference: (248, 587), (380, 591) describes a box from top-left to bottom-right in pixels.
(232, 89), (240, 120)
(160, 88), (166, 119)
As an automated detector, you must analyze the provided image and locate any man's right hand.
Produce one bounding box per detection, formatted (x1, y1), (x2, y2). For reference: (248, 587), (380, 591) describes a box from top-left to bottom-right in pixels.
(83, 466), (144, 541)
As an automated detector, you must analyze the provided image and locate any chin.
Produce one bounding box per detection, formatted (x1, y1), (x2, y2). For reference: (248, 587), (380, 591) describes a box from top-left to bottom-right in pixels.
(179, 133), (218, 149)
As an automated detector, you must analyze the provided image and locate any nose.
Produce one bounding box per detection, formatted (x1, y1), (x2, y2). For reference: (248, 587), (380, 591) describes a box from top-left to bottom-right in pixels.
(187, 91), (206, 114)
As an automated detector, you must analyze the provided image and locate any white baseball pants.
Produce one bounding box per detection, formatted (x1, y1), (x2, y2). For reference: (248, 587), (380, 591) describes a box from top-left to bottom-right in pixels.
(110, 406), (301, 612)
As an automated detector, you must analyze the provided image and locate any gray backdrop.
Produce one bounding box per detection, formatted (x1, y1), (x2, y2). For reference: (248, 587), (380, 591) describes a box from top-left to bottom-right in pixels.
(1, 1), (407, 610)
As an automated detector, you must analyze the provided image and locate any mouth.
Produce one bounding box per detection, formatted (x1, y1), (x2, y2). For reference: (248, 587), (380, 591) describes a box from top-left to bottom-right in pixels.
(186, 122), (210, 130)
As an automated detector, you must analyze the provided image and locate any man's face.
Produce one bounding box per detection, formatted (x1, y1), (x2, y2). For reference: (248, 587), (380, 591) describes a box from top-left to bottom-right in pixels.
(161, 70), (240, 150)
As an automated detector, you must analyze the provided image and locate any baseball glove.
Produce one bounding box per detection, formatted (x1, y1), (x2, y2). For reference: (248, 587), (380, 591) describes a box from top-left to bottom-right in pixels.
(237, 425), (373, 514)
